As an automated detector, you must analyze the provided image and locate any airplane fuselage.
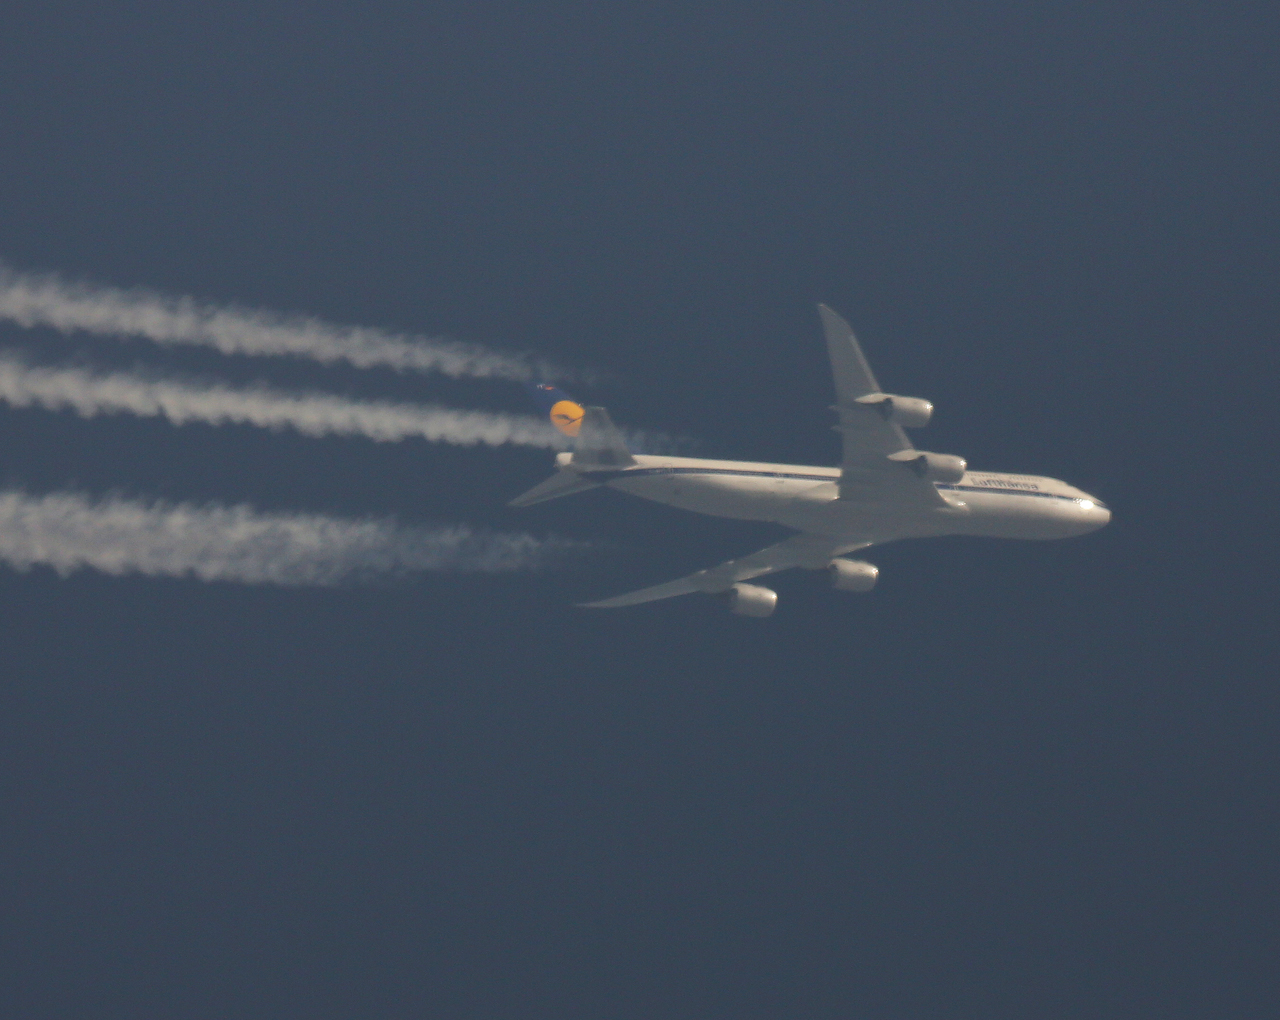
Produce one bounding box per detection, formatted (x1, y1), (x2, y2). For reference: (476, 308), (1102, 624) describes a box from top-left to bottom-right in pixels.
(520, 303), (1111, 611)
(566, 453), (1111, 545)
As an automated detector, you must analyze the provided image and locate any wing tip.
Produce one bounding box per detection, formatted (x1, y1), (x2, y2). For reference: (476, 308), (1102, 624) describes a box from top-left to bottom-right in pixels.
(817, 302), (847, 324)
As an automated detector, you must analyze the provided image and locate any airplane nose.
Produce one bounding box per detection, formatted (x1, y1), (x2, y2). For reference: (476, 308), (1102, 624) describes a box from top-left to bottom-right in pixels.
(1072, 497), (1110, 533)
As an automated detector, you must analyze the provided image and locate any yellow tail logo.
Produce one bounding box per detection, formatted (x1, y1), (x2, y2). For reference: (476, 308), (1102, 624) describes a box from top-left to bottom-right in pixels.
(550, 399), (585, 437)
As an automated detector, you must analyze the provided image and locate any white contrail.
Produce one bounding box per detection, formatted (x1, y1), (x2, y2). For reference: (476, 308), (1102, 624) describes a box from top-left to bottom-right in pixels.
(0, 266), (562, 380)
(0, 490), (582, 584)
(0, 356), (570, 449)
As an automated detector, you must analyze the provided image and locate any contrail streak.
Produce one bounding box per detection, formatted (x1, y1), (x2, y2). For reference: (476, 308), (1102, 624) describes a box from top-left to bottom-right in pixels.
(0, 266), (560, 380)
(0, 356), (570, 449)
(0, 490), (582, 584)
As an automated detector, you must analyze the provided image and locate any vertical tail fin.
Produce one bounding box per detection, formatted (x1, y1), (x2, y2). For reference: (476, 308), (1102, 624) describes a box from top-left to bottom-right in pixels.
(508, 398), (631, 507)
(571, 407), (635, 467)
(526, 383), (586, 437)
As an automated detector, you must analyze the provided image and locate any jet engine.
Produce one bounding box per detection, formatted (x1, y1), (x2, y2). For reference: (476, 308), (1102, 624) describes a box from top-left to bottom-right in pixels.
(856, 393), (934, 428)
(828, 558), (879, 592)
(888, 449), (967, 484)
(724, 582), (778, 618)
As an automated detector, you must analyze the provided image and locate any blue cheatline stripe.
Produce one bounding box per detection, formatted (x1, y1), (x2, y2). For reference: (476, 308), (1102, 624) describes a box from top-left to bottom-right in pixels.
(580, 466), (837, 483)
(579, 466), (1105, 507)
(939, 484), (1103, 506)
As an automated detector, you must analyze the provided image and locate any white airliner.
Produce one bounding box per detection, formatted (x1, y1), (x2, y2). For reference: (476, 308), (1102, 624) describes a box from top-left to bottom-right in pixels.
(513, 306), (1110, 615)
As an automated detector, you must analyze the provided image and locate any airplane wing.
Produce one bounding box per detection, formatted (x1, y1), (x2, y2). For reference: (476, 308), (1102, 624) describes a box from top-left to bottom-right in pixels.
(579, 533), (873, 608)
(818, 304), (949, 508)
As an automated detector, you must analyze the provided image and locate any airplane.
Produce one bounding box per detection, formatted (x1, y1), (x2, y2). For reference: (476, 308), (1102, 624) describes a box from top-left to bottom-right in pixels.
(513, 306), (1110, 616)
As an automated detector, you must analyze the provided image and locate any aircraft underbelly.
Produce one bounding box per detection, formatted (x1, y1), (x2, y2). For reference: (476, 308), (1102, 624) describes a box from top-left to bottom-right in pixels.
(954, 491), (1101, 539)
(609, 473), (938, 539)
(606, 471), (1102, 542)
(609, 474), (798, 522)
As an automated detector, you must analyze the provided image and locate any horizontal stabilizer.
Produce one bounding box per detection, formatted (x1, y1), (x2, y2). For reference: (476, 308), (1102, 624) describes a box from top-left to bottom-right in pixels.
(509, 470), (601, 507)
(571, 406), (635, 468)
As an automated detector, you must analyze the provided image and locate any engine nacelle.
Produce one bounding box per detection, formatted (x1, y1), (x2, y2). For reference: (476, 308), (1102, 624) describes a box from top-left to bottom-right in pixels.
(856, 393), (934, 429)
(828, 558), (879, 592)
(888, 449), (967, 484)
(724, 582), (778, 618)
